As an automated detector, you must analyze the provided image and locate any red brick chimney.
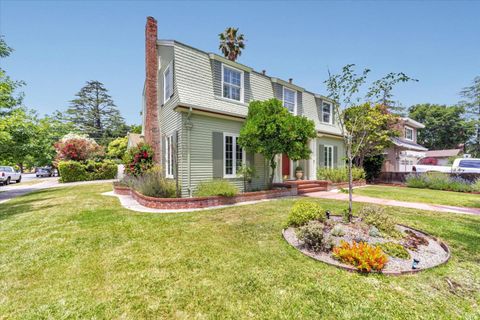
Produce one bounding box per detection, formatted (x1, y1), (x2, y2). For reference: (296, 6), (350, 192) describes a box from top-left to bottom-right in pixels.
(144, 16), (161, 163)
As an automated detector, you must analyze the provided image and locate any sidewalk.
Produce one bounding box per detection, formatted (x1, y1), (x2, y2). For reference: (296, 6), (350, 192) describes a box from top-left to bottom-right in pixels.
(304, 190), (480, 216)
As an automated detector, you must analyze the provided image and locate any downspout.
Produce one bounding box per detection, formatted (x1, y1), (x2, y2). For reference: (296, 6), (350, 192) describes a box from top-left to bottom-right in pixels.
(185, 106), (193, 197)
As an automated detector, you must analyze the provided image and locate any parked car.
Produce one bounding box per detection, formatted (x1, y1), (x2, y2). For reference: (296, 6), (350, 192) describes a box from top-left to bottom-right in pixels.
(413, 157), (480, 173)
(0, 166), (22, 185)
(36, 167), (54, 177)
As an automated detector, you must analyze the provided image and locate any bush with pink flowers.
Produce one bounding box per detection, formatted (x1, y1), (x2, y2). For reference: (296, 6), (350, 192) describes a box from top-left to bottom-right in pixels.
(123, 143), (154, 176)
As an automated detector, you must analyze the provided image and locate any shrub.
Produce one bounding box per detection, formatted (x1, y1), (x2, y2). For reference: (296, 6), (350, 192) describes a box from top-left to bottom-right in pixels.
(472, 179), (480, 192)
(296, 221), (325, 252)
(87, 160), (118, 180)
(330, 225), (345, 237)
(332, 241), (388, 272)
(406, 172), (474, 192)
(359, 205), (399, 238)
(405, 173), (429, 188)
(131, 171), (177, 198)
(286, 200), (325, 227)
(58, 160), (117, 183)
(317, 167), (365, 183)
(123, 143), (154, 176)
(194, 179), (239, 197)
(55, 133), (104, 162)
(107, 136), (128, 160)
(377, 242), (410, 259)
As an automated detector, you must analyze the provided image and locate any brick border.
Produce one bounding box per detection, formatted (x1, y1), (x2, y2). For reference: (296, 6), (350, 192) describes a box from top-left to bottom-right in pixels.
(327, 180), (366, 190)
(113, 183), (297, 209)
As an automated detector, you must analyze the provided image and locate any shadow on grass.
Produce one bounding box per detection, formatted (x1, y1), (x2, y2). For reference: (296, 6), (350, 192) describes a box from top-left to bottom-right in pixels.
(0, 188), (61, 221)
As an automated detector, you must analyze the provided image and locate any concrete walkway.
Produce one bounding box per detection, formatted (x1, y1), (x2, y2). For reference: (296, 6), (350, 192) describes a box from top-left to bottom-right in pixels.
(304, 190), (480, 216)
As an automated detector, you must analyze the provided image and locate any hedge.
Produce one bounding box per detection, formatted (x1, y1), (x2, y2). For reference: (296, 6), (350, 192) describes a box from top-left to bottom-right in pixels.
(58, 160), (117, 183)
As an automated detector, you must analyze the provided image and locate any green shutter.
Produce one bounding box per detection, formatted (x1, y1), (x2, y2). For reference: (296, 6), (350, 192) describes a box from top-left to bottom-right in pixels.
(212, 132), (223, 178)
(333, 146), (338, 168)
(318, 144), (324, 168)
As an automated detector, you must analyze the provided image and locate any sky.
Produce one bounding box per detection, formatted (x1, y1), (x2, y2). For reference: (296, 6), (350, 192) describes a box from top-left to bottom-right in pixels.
(1, 0), (479, 124)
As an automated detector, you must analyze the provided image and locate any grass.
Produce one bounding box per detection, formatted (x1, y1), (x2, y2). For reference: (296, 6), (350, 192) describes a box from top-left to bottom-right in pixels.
(0, 183), (479, 319)
(355, 185), (480, 208)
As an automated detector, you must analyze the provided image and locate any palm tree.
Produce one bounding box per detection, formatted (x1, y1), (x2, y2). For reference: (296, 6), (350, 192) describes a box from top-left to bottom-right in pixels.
(218, 27), (245, 62)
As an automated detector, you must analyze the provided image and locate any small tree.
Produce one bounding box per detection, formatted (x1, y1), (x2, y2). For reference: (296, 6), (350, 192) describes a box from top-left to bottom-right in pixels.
(218, 27), (245, 62)
(107, 136), (128, 160)
(54, 133), (104, 162)
(238, 99), (316, 187)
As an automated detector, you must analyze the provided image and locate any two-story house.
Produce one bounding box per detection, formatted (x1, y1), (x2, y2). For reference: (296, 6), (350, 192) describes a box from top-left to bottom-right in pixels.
(382, 117), (427, 172)
(141, 17), (345, 197)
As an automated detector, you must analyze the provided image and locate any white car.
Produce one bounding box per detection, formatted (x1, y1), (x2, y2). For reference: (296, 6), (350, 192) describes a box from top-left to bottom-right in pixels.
(413, 158), (480, 173)
(0, 166), (22, 185)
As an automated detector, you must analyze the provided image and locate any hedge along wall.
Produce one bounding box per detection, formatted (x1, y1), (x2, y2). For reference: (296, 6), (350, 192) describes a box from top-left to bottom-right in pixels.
(58, 160), (118, 183)
(375, 172), (480, 184)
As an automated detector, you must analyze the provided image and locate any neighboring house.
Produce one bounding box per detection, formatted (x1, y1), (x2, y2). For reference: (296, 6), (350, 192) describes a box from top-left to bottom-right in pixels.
(382, 117), (428, 172)
(142, 17), (345, 197)
(422, 148), (462, 166)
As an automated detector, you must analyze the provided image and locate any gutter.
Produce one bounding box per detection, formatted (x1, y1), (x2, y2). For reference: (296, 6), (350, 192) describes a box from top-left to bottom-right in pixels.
(185, 106), (193, 197)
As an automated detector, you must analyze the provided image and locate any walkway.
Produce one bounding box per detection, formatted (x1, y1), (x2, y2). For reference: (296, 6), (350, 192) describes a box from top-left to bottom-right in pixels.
(304, 190), (480, 216)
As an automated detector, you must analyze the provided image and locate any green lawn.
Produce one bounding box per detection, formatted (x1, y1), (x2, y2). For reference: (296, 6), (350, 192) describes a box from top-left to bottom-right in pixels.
(354, 185), (480, 208)
(0, 183), (479, 319)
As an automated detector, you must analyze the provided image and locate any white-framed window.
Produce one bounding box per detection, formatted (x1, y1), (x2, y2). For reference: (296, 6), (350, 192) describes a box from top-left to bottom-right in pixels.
(322, 102), (333, 124)
(165, 135), (174, 178)
(163, 63), (173, 104)
(223, 133), (245, 177)
(405, 126), (414, 141)
(283, 87), (297, 114)
(324, 145), (333, 168)
(222, 64), (243, 102)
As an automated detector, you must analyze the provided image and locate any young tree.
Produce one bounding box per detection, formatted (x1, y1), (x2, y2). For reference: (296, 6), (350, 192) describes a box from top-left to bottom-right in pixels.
(238, 99), (316, 187)
(459, 76), (480, 156)
(107, 136), (128, 160)
(0, 36), (25, 115)
(218, 27), (245, 62)
(65, 80), (127, 145)
(408, 103), (475, 150)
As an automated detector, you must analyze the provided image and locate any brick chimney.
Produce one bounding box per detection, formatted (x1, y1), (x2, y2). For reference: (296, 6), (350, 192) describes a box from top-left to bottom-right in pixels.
(144, 16), (161, 163)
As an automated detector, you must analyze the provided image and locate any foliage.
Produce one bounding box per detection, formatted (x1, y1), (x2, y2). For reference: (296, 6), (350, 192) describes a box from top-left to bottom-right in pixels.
(218, 27), (245, 61)
(459, 76), (480, 157)
(333, 241), (388, 272)
(107, 136), (128, 160)
(64, 80), (128, 145)
(237, 165), (256, 192)
(330, 225), (345, 237)
(406, 173), (476, 193)
(296, 221), (332, 252)
(123, 143), (154, 176)
(238, 99), (316, 186)
(129, 124), (142, 134)
(0, 36), (25, 116)
(316, 167), (365, 183)
(473, 179), (480, 192)
(377, 242), (410, 259)
(194, 179), (239, 197)
(408, 104), (475, 150)
(363, 154), (384, 182)
(359, 205), (399, 238)
(286, 200), (325, 227)
(58, 160), (117, 183)
(55, 133), (104, 162)
(368, 226), (380, 237)
(129, 170), (176, 198)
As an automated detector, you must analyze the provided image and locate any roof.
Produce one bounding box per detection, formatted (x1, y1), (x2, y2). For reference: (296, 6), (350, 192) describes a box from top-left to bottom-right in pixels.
(425, 149), (462, 158)
(401, 117), (425, 129)
(392, 137), (428, 151)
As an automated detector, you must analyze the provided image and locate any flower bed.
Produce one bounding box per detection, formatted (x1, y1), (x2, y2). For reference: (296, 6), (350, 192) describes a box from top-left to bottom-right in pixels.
(113, 183), (297, 209)
(327, 179), (366, 190)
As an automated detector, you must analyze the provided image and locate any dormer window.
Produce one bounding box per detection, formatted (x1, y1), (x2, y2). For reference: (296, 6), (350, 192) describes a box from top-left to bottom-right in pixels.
(283, 87), (296, 114)
(222, 64), (243, 102)
(322, 102), (333, 124)
(405, 126), (414, 141)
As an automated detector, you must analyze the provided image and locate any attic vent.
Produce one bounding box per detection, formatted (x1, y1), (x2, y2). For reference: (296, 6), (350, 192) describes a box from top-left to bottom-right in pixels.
(289, 78), (293, 83)
(262, 70), (266, 75)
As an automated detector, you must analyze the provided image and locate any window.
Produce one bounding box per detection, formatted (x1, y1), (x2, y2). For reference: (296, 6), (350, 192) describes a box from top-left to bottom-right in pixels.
(283, 87), (296, 114)
(459, 160), (480, 169)
(163, 63), (173, 104)
(222, 65), (243, 101)
(405, 126), (414, 141)
(324, 145), (333, 168)
(224, 133), (244, 177)
(165, 135), (174, 178)
(322, 102), (333, 124)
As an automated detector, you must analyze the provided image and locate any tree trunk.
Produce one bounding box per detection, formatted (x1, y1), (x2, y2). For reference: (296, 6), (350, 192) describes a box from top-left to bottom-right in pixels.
(269, 156), (277, 189)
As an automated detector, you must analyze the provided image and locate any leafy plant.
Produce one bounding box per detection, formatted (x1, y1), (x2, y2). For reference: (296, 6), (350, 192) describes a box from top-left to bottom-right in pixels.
(237, 165), (256, 192)
(317, 167), (365, 183)
(286, 200), (325, 227)
(406, 173), (475, 193)
(130, 170), (176, 198)
(332, 241), (388, 272)
(377, 242), (410, 259)
(58, 160), (117, 183)
(330, 225), (345, 237)
(194, 179), (239, 197)
(359, 205), (399, 238)
(107, 136), (128, 160)
(54, 133), (104, 162)
(123, 143), (154, 176)
(296, 221), (326, 252)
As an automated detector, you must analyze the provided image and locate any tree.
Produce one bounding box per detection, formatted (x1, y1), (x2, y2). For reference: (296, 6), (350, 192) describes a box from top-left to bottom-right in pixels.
(238, 99), (316, 187)
(408, 104), (475, 150)
(0, 36), (25, 115)
(129, 124), (142, 134)
(65, 80), (127, 145)
(54, 133), (104, 162)
(459, 76), (480, 156)
(218, 27), (245, 62)
(107, 136), (128, 160)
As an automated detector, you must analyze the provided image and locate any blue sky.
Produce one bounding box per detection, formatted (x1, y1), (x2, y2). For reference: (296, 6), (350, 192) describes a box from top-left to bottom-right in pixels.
(1, 1), (479, 124)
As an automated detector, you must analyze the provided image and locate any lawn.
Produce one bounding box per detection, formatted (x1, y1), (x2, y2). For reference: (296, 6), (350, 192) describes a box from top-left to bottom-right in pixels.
(354, 185), (480, 208)
(0, 183), (479, 319)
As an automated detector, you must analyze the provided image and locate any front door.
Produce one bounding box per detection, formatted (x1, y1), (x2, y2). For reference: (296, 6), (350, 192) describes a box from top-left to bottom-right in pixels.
(282, 154), (290, 178)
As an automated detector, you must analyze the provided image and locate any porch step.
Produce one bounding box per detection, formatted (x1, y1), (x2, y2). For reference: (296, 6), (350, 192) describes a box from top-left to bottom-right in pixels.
(297, 183), (321, 190)
(298, 186), (327, 194)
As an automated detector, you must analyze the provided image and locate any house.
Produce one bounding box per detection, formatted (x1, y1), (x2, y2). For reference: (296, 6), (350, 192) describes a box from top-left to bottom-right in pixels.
(382, 117), (428, 172)
(422, 148), (462, 166)
(142, 17), (345, 197)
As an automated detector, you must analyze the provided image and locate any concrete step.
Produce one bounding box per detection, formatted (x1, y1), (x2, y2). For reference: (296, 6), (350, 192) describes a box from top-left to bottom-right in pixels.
(298, 187), (327, 194)
(297, 183), (322, 190)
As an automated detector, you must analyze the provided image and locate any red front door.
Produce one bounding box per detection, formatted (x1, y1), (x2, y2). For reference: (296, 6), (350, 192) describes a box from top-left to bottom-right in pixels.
(282, 154), (290, 177)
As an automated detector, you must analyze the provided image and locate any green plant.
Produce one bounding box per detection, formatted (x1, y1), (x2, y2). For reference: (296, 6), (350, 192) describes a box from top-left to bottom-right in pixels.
(330, 225), (345, 237)
(296, 221), (325, 252)
(406, 173), (475, 193)
(377, 242), (410, 259)
(363, 155), (385, 183)
(342, 208), (350, 224)
(58, 160), (117, 183)
(130, 171), (176, 198)
(316, 167), (365, 183)
(405, 174), (429, 188)
(472, 179), (480, 192)
(359, 205), (399, 238)
(58, 161), (88, 182)
(332, 241), (388, 272)
(194, 179), (239, 197)
(286, 200), (325, 227)
(123, 143), (154, 176)
(237, 165), (256, 192)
